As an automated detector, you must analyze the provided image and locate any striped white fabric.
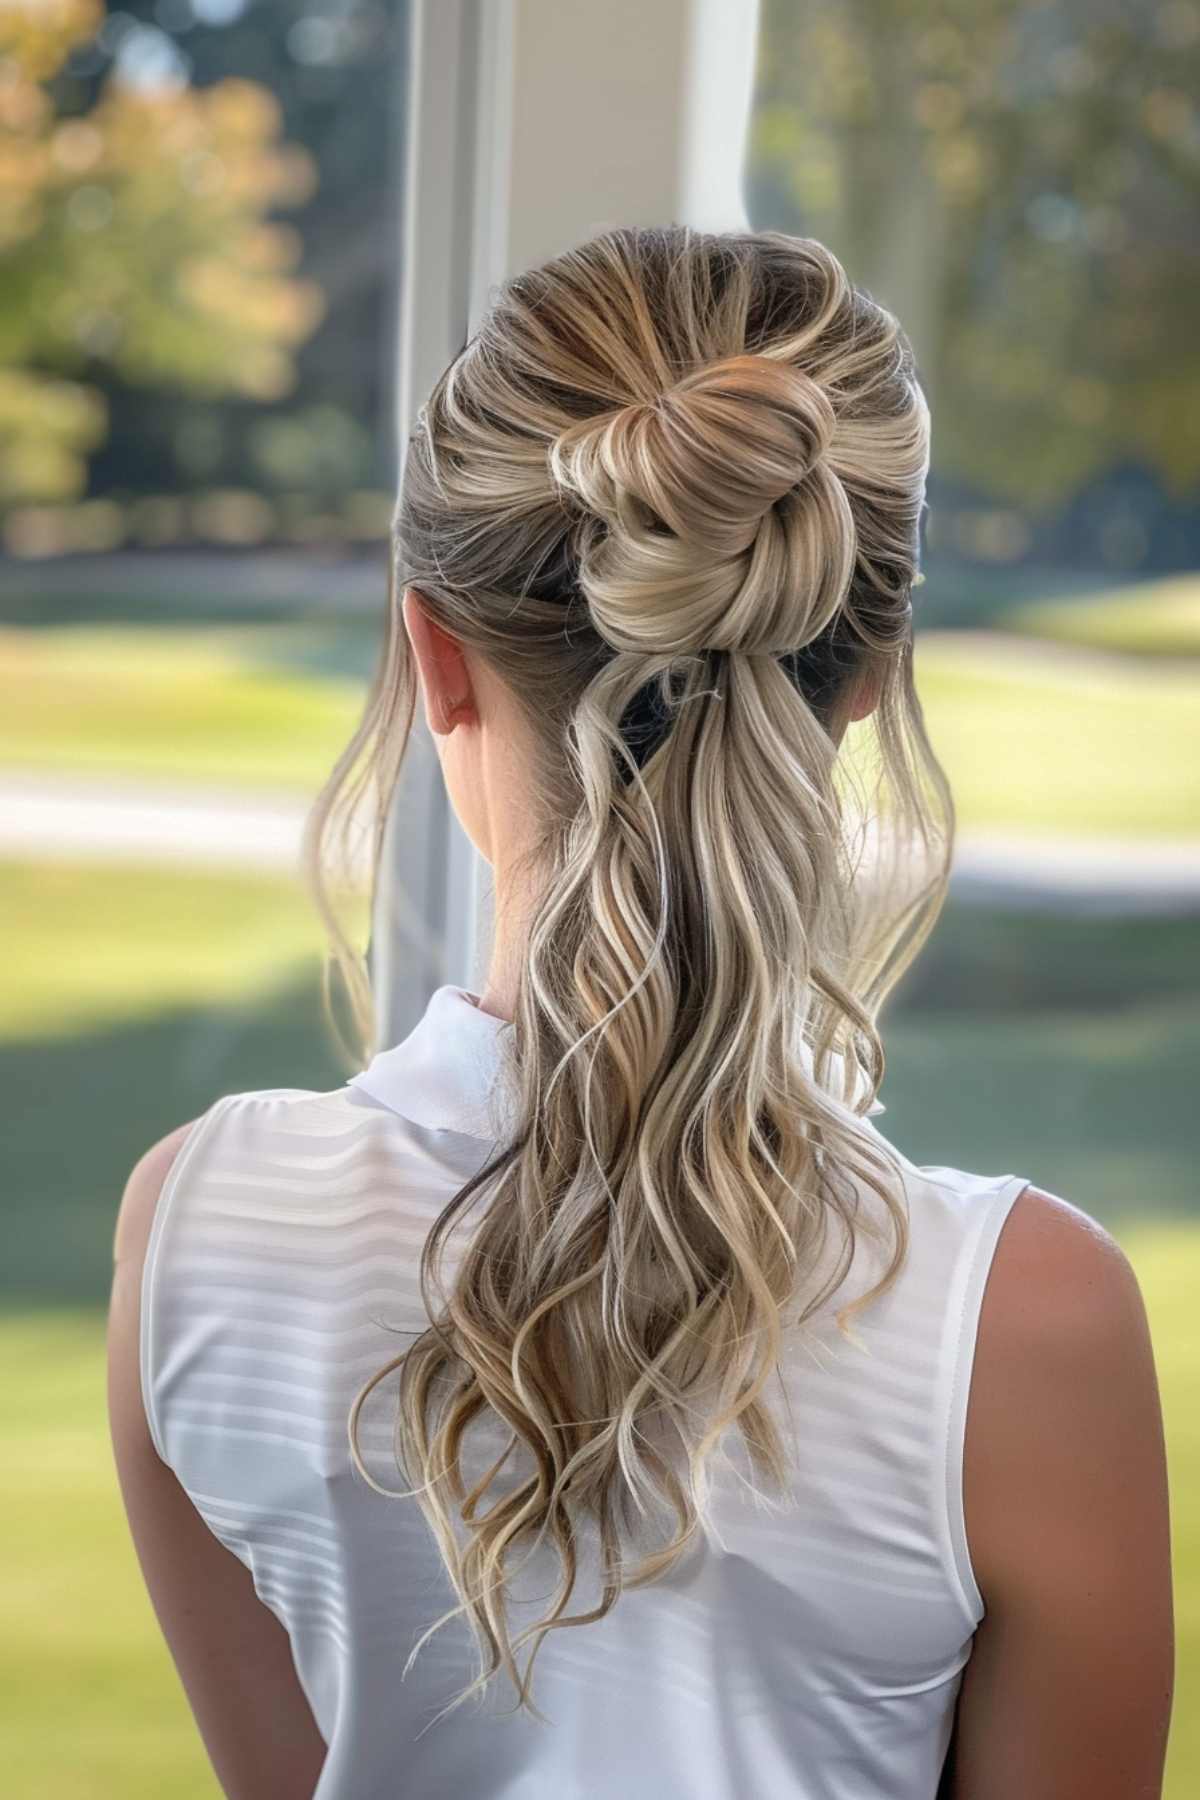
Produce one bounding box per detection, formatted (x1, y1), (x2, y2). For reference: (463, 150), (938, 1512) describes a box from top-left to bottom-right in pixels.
(141, 983), (1029, 1799)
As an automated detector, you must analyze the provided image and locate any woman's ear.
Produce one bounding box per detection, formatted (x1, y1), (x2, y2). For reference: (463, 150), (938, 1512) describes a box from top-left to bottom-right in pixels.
(845, 666), (882, 724)
(402, 587), (477, 735)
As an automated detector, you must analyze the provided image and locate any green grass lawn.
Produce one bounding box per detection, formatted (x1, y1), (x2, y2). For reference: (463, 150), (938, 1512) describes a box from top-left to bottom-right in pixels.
(3, 607), (1200, 836)
(910, 628), (1200, 836)
(1008, 571), (1200, 659)
(0, 621), (368, 792)
(0, 856), (365, 1044)
(2, 1309), (222, 1798)
(4, 1224), (1196, 1797)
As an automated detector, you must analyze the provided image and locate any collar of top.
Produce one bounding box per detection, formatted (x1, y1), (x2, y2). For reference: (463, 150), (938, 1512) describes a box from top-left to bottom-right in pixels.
(348, 984), (513, 1138)
(348, 982), (885, 1139)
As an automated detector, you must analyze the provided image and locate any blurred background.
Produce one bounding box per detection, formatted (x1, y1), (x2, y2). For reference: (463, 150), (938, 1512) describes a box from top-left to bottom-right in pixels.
(2, 0), (1196, 1792)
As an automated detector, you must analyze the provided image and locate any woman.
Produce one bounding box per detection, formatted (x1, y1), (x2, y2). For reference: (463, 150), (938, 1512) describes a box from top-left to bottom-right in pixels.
(108, 226), (1174, 1799)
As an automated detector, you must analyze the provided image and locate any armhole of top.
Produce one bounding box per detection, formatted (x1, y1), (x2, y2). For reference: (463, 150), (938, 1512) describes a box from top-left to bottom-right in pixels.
(138, 1092), (241, 1464)
(942, 1173), (1032, 1629)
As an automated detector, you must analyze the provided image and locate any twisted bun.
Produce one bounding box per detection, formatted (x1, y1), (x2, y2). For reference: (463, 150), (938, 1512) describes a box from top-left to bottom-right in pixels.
(548, 353), (856, 658)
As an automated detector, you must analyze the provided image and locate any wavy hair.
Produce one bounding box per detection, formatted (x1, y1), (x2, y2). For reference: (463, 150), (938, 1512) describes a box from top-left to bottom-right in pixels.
(301, 225), (952, 1727)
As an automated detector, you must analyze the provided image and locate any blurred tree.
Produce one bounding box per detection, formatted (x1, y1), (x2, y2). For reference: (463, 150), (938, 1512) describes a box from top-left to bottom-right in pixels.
(52, 0), (406, 525)
(0, 0), (323, 503)
(749, 0), (1200, 511)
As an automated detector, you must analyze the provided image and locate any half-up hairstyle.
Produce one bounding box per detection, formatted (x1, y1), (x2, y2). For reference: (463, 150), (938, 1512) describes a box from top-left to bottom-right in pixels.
(302, 225), (952, 1726)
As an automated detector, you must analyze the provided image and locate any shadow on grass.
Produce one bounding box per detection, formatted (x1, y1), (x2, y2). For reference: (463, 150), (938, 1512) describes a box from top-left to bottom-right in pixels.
(4, 966), (353, 1307)
(883, 906), (1200, 1219)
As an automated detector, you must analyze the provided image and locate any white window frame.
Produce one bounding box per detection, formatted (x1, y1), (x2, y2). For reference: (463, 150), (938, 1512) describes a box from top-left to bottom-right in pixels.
(375, 0), (762, 1043)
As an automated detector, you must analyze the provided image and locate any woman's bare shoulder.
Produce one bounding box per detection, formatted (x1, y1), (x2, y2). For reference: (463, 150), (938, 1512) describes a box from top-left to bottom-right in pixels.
(950, 1182), (1174, 1799)
(964, 1180), (1165, 1592)
(978, 1181), (1137, 1326)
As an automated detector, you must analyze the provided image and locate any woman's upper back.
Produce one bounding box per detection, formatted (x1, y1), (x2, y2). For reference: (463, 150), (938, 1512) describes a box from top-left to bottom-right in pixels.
(138, 984), (1170, 1799)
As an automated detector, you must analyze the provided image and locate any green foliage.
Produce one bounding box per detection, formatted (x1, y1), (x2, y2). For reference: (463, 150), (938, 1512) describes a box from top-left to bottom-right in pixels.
(0, 2), (325, 500)
(248, 402), (376, 497)
(0, 365), (106, 502)
(750, 0), (1200, 507)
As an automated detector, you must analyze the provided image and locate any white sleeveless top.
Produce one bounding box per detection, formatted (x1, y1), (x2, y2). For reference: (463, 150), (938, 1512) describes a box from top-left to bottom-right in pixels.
(141, 983), (1030, 1799)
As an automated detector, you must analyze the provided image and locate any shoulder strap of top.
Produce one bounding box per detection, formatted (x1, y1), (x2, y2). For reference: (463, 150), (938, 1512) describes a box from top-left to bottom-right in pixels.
(139, 1092), (243, 1462)
(140, 1088), (320, 1464)
(939, 1171), (1032, 1624)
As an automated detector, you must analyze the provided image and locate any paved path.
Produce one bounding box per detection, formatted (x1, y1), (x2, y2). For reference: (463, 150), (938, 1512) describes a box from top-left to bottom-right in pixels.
(949, 827), (1200, 912)
(1, 770), (325, 876)
(3, 769), (1198, 912)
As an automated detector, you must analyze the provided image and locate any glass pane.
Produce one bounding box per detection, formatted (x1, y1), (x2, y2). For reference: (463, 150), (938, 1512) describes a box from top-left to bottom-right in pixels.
(1, 3), (407, 1788)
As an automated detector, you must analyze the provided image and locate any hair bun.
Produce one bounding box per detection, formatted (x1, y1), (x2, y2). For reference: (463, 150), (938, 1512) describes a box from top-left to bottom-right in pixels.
(548, 353), (855, 658)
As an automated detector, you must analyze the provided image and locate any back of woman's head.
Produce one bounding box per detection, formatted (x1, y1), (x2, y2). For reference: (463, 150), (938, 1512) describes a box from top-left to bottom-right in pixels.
(306, 224), (952, 1727)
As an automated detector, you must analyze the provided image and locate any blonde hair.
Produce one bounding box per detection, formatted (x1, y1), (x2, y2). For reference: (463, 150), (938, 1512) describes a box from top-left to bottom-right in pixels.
(302, 225), (952, 1726)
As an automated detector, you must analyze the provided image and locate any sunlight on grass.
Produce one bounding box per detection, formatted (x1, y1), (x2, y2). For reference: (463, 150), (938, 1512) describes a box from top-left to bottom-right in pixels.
(3, 1220), (1196, 1797)
(1120, 1222), (1200, 1798)
(0, 859), (368, 1042)
(1, 1310), (219, 1798)
(913, 630), (1200, 836)
(1008, 573), (1200, 659)
(0, 622), (366, 792)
